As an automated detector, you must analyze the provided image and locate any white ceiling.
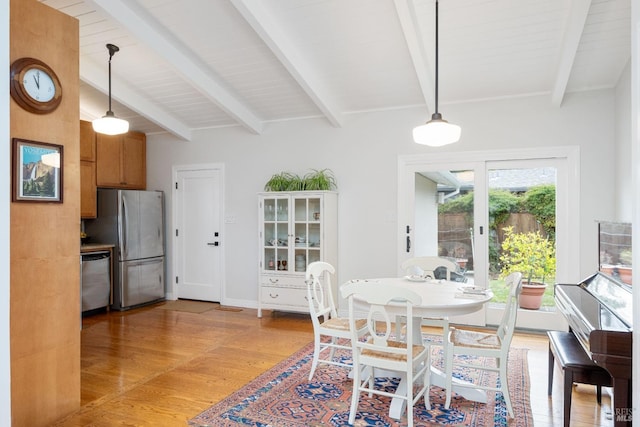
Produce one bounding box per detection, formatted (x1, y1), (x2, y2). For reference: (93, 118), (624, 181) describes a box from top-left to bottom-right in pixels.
(40, 0), (631, 141)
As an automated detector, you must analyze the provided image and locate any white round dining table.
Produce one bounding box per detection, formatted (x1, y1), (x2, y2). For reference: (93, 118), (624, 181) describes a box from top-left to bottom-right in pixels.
(345, 277), (494, 420)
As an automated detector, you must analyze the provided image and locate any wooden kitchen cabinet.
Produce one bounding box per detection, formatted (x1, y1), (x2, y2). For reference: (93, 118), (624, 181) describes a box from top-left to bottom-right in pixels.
(96, 131), (146, 189)
(80, 120), (96, 161)
(80, 161), (97, 218)
(80, 120), (97, 218)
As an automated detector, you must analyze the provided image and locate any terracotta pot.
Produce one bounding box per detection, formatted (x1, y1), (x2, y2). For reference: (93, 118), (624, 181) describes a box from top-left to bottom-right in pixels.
(600, 264), (632, 285)
(518, 282), (548, 310)
(616, 266), (632, 285)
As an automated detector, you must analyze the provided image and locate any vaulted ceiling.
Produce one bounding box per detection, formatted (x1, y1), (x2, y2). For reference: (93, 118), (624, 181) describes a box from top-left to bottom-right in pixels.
(41, 0), (631, 141)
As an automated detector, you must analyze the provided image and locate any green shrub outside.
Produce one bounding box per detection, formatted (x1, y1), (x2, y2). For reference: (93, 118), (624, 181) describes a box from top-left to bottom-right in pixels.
(499, 226), (556, 284)
(438, 185), (556, 275)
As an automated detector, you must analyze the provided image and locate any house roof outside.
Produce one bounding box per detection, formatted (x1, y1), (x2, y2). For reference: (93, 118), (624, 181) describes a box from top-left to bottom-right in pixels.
(438, 167), (557, 193)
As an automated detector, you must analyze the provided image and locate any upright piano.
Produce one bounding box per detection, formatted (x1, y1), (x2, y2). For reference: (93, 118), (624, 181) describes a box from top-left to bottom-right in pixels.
(555, 272), (633, 427)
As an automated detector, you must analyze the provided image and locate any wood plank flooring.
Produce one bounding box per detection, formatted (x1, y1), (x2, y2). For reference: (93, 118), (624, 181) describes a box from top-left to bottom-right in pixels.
(52, 301), (613, 426)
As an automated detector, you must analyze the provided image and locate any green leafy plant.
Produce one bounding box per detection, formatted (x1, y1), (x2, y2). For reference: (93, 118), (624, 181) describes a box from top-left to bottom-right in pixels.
(522, 185), (556, 238)
(499, 226), (556, 285)
(264, 169), (337, 191)
(488, 190), (520, 231)
(303, 169), (337, 191)
(619, 248), (632, 265)
(264, 172), (301, 191)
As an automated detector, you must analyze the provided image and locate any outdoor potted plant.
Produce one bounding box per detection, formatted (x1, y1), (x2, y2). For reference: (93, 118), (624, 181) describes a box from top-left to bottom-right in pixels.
(499, 226), (556, 309)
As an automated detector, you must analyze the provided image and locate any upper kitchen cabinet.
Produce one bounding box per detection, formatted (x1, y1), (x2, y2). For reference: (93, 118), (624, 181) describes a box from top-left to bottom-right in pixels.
(96, 131), (146, 189)
(80, 120), (97, 218)
(80, 161), (96, 218)
(80, 120), (95, 161)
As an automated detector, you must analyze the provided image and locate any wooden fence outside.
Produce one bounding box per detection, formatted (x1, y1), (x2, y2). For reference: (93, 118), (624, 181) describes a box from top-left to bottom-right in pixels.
(438, 212), (548, 271)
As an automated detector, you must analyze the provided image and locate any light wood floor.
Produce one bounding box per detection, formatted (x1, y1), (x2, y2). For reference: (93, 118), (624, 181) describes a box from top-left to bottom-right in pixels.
(52, 301), (613, 426)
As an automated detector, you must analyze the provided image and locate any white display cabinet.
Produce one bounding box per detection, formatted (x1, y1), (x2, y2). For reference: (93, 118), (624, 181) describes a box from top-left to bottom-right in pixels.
(257, 191), (337, 317)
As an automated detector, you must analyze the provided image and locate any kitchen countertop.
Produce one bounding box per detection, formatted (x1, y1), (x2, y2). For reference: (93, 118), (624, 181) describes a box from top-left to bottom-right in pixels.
(81, 243), (115, 253)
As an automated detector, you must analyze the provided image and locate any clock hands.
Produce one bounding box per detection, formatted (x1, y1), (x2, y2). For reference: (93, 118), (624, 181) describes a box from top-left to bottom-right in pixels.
(33, 71), (40, 89)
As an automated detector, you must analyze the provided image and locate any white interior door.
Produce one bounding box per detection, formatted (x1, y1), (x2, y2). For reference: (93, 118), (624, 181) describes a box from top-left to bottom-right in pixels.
(174, 165), (224, 302)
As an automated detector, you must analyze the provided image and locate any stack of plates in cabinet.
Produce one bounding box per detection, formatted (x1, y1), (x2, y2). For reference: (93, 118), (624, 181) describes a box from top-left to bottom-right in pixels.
(295, 254), (306, 272)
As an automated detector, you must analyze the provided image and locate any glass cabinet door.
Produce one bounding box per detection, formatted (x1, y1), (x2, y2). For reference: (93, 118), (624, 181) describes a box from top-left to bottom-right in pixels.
(262, 197), (290, 272)
(293, 196), (322, 272)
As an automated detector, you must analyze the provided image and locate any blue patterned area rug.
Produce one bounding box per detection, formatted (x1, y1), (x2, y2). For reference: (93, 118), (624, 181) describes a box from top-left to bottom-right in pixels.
(188, 339), (532, 427)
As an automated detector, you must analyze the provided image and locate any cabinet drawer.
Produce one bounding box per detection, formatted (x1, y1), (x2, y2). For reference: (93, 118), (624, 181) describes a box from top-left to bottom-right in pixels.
(260, 286), (308, 310)
(260, 275), (302, 288)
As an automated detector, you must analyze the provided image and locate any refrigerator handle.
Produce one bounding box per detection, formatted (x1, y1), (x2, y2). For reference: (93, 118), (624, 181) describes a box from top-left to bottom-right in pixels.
(120, 195), (127, 256)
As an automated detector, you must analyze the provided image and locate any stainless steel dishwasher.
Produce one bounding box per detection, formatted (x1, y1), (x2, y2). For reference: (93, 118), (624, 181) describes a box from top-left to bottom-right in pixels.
(81, 251), (111, 312)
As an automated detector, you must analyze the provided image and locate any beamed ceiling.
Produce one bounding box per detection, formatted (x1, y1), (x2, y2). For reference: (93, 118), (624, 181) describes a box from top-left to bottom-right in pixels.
(41, 0), (631, 141)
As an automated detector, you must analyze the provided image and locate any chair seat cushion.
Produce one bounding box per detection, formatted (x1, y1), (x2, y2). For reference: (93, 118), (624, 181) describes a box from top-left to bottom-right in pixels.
(450, 327), (501, 349)
(362, 338), (425, 361)
(322, 317), (367, 331)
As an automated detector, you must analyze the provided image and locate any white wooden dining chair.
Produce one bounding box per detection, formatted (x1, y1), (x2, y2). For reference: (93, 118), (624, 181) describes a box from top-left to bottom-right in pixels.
(443, 271), (523, 417)
(400, 256), (461, 356)
(305, 261), (367, 381)
(341, 280), (431, 427)
(401, 256), (459, 281)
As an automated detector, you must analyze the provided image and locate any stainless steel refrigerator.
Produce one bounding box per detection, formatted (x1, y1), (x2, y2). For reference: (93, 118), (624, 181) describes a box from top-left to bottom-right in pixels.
(85, 189), (165, 310)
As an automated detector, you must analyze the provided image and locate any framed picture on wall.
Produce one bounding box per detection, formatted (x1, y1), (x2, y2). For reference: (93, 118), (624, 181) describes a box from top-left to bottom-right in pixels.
(12, 138), (63, 203)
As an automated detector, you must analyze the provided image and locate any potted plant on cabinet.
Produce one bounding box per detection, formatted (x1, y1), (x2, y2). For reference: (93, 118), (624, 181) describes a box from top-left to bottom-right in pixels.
(264, 169), (337, 191)
(499, 226), (556, 309)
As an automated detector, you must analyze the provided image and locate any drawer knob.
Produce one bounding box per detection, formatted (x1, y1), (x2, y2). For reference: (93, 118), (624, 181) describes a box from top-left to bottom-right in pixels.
(269, 278), (279, 284)
(269, 293), (279, 299)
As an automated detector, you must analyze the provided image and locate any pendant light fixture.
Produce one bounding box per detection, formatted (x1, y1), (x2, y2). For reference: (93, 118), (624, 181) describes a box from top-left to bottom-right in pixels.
(413, 0), (461, 146)
(92, 43), (129, 136)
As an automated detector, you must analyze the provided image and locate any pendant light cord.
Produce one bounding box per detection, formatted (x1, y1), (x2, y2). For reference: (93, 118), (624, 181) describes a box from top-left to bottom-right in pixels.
(108, 53), (113, 113)
(106, 43), (119, 114)
(434, 0), (439, 116)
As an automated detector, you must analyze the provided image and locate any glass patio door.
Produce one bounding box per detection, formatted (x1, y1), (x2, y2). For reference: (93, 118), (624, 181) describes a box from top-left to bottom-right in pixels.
(398, 149), (577, 330)
(406, 161), (488, 326)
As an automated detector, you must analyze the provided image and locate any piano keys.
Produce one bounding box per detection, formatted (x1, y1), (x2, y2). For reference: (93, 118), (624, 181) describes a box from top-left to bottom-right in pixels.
(555, 272), (632, 427)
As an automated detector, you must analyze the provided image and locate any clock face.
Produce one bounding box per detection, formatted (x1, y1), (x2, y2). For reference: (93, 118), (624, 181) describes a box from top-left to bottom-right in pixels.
(22, 68), (56, 102)
(10, 57), (63, 114)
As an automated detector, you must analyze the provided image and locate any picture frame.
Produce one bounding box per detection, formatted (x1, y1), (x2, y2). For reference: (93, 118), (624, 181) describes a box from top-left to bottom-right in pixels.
(12, 138), (63, 203)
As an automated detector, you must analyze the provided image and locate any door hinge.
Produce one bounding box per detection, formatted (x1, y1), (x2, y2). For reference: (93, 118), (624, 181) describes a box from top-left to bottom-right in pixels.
(175, 276), (179, 284)
(176, 229), (179, 237)
(175, 182), (178, 190)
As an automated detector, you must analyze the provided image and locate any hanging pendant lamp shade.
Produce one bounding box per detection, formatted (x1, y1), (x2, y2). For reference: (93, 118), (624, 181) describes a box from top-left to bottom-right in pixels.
(413, 0), (460, 146)
(93, 43), (129, 136)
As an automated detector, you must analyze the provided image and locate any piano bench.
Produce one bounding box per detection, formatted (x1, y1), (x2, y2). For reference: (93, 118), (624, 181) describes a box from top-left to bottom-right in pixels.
(547, 331), (612, 427)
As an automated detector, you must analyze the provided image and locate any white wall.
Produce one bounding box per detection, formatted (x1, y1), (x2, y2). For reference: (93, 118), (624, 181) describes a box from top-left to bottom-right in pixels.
(147, 89), (617, 308)
(616, 61), (632, 221)
(630, 0), (640, 416)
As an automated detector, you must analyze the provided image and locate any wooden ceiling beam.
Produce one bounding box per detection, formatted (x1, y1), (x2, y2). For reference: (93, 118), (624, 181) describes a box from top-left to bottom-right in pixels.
(230, 0), (343, 127)
(394, 0), (435, 114)
(87, 0), (263, 134)
(551, 0), (592, 107)
(80, 56), (192, 141)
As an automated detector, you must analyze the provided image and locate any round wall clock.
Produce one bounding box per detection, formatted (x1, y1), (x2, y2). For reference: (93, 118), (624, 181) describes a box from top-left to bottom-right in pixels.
(10, 57), (63, 114)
